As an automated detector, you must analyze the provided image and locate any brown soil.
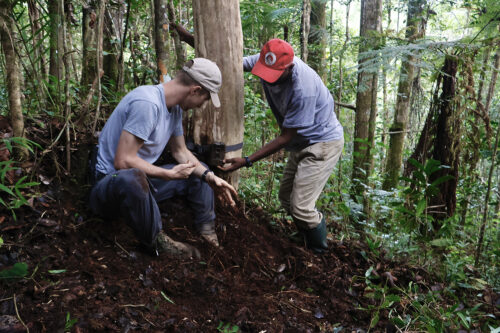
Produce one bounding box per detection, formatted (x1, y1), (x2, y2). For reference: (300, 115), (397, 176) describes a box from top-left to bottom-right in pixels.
(0, 181), (412, 332)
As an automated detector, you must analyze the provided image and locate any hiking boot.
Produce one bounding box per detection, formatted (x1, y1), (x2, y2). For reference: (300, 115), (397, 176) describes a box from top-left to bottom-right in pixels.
(195, 221), (219, 247)
(299, 217), (328, 254)
(155, 231), (200, 259)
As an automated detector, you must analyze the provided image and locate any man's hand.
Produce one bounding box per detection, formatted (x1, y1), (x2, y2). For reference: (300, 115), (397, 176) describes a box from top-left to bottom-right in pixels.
(170, 161), (196, 179)
(218, 157), (247, 172)
(205, 173), (238, 207)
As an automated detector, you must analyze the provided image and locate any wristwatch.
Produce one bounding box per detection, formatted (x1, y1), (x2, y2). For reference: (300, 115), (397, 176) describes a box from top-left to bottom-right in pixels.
(201, 169), (213, 182)
(244, 156), (253, 167)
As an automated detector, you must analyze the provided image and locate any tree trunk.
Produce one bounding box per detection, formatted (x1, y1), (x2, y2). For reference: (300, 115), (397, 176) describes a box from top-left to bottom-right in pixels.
(191, 0), (244, 188)
(48, 0), (64, 106)
(154, 0), (170, 82)
(460, 47), (492, 225)
(27, 0), (46, 78)
(475, 104), (500, 266)
(383, 0), (426, 190)
(0, 0), (27, 159)
(81, 0), (99, 96)
(337, 0), (350, 108)
(300, 0), (311, 62)
(352, 0), (382, 197)
(92, 0), (105, 135)
(167, 0), (185, 70)
(429, 56), (460, 222)
(103, 1), (122, 87)
(484, 45), (500, 115)
(307, 0), (326, 81)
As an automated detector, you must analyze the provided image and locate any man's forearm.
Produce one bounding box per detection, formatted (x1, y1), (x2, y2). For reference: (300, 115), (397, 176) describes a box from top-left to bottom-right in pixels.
(248, 135), (290, 164)
(116, 154), (173, 180)
(172, 149), (208, 178)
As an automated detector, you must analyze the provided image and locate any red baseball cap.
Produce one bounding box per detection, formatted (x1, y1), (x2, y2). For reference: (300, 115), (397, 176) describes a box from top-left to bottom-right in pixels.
(251, 39), (295, 83)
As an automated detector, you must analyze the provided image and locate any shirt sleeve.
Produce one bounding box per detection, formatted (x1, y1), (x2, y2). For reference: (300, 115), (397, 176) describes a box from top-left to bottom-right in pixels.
(243, 54), (260, 72)
(122, 100), (159, 141)
(282, 93), (316, 129)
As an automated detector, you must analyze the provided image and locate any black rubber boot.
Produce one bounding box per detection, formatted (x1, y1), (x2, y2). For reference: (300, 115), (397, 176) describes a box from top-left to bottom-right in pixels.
(302, 218), (328, 254)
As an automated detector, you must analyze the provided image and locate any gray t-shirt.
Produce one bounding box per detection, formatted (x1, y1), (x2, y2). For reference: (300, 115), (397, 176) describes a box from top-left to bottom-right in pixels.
(96, 84), (183, 175)
(243, 55), (343, 151)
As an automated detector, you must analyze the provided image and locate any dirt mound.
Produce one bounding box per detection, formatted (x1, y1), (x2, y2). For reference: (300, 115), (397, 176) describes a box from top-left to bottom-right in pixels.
(0, 180), (407, 332)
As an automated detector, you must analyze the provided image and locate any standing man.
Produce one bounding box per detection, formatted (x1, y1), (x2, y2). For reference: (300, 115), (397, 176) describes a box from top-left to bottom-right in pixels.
(90, 58), (237, 259)
(221, 39), (344, 254)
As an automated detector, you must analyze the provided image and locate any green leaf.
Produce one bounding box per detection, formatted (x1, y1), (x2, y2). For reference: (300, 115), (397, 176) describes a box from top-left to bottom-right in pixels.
(48, 269), (66, 274)
(430, 175), (454, 187)
(429, 238), (451, 247)
(416, 199), (427, 216)
(370, 311), (380, 328)
(386, 294), (401, 302)
(0, 183), (15, 196)
(0, 237), (3, 247)
(457, 312), (470, 329)
(161, 291), (175, 304)
(490, 326), (500, 333)
(0, 262), (28, 279)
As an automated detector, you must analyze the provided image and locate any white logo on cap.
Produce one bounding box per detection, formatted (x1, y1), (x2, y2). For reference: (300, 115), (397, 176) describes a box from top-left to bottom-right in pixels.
(264, 52), (277, 66)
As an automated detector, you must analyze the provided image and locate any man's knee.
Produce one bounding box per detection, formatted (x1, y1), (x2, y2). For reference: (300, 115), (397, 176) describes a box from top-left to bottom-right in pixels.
(115, 168), (150, 198)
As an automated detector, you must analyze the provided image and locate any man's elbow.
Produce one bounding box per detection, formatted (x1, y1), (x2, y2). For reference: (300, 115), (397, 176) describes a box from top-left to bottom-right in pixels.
(114, 157), (129, 170)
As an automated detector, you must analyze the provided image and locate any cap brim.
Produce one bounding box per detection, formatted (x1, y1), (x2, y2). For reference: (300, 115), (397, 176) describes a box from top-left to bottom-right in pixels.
(210, 92), (221, 108)
(251, 60), (285, 83)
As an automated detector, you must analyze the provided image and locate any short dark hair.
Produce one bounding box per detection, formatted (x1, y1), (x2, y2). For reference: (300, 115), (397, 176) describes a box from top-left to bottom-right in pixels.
(175, 60), (198, 87)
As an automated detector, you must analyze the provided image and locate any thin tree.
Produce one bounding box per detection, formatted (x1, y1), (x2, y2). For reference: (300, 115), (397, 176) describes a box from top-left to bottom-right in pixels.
(308, 0), (327, 81)
(300, 0), (311, 62)
(48, 0), (64, 106)
(475, 106), (500, 266)
(154, 0), (170, 82)
(352, 0), (382, 200)
(0, 0), (27, 159)
(383, 0), (426, 190)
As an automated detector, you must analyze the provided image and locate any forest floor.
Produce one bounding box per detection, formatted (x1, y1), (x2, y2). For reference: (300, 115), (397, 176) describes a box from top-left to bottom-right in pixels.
(0, 183), (425, 333)
(0, 118), (497, 332)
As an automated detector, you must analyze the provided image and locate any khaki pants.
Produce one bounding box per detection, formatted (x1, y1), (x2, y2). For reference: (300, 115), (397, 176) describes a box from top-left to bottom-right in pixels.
(278, 138), (344, 230)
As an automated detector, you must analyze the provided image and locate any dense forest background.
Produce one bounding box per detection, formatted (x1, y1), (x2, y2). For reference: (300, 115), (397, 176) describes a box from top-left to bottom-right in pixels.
(0, 0), (499, 331)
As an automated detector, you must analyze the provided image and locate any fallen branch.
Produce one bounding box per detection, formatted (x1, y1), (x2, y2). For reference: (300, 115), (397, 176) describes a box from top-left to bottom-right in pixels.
(13, 294), (29, 333)
(335, 101), (356, 111)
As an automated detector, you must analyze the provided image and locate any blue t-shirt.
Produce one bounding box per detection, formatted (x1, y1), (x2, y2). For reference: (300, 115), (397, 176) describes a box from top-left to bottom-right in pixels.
(243, 55), (343, 151)
(96, 84), (183, 175)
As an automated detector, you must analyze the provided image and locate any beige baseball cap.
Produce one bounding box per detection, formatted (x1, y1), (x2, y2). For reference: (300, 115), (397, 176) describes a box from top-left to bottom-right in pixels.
(183, 58), (222, 108)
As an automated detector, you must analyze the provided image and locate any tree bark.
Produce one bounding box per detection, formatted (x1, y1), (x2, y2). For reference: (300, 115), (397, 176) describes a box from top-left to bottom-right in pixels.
(154, 0), (170, 82)
(383, 0), (426, 190)
(92, 0), (105, 135)
(191, 0), (244, 188)
(0, 0), (27, 159)
(168, 0), (186, 70)
(48, 0), (64, 105)
(103, 1), (123, 88)
(429, 56), (460, 221)
(300, 0), (311, 62)
(27, 0), (46, 78)
(352, 0), (382, 197)
(307, 0), (326, 81)
(475, 105), (500, 266)
(81, 0), (99, 96)
(484, 45), (500, 115)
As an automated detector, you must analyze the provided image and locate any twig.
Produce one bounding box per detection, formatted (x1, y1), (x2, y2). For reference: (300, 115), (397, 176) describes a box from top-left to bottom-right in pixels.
(114, 239), (130, 256)
(119, 304), (146, 308)
(13, 294), (29, 333)
(141, 313), (157, 327)
(335, 101), (356, 111)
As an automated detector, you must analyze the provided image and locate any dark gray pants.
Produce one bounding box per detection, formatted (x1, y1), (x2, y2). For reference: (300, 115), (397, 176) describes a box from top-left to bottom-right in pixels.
(89, 164), (215, 245)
